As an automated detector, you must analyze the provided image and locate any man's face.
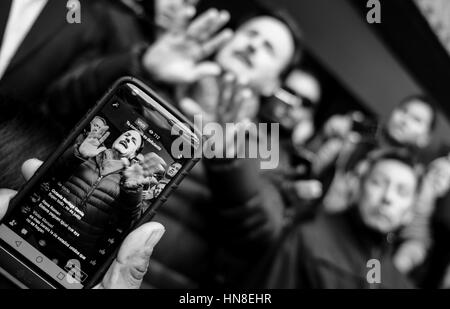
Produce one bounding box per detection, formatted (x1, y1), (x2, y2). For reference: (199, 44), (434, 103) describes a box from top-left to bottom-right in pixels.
(90, 117), (105, 134)
(112, 130), (142, 158)
(386, 100), (433, 148)
(167, 163), (182, 178)
(358, 159), (418, 234)
(215, 17), (295, 95)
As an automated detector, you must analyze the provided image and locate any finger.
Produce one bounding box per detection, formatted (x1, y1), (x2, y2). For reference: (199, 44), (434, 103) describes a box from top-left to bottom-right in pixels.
(98, 132), (110, 145)
(200, 29), (233, 58)
(169, 5), (196, 33)
(218, 74), (236, 121)
(21, 159), (43, 181)
(186, 9), (229, 42)
(0, 189), (17, 221)
(100, 125), (109, 135)
(190, 62), (222, 81)
(95, 222), (165, 289)
(97, 146), (107, 154)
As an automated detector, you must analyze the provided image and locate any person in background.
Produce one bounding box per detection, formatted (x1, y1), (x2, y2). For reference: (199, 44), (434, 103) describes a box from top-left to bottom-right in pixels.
(400, 150), (450, 286)
(317, 95), (441, 279)
(141, 8), (303, 288)
(320, 95), (438, 213)
(257, 69), (323, 223)
(0, 5), (232, 191)
(242, 149), (422, 288)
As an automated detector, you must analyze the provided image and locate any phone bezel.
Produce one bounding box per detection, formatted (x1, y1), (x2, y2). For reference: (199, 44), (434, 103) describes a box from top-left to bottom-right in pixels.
(0, 77), (201, 289)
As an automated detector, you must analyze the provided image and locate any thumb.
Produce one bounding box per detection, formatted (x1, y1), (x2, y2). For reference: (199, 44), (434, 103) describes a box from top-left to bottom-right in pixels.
(95, 222), (165, 289)
(0, 189), (17, 221)
(191, 62), (221, 81)
(21, 158), (43, 181)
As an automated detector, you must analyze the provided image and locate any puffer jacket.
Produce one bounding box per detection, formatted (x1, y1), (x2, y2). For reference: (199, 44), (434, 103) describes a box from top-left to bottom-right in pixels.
(54, 147), (143, 255)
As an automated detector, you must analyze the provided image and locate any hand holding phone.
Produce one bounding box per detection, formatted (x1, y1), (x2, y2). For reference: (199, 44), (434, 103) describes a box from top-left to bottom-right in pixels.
(0, 78), (200, 289)
(0, 159), (165, 289)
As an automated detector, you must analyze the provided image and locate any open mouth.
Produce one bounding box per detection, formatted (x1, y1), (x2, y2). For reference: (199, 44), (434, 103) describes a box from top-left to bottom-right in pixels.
(233, 50), (253, 68)
(119, 141), (128, 149)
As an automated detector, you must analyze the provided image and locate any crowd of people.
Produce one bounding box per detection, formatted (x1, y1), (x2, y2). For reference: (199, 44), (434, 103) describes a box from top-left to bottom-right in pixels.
(0, 0), (450, 289)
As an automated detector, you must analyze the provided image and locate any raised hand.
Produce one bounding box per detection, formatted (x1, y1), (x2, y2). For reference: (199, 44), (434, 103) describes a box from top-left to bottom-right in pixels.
(78, 126), (110, 158)
(142, 8), (233, 84)
(216, 73), (259, 125)
(180, 73), (259, 159)
(180, 73), (259, 126)
(155, 0), (198, 33)
(139, 152), (167, 177)
(122, 153), (167, 189)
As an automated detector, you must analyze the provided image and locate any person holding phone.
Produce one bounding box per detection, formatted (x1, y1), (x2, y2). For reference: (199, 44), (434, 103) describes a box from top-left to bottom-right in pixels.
(0, 159), (166, 289)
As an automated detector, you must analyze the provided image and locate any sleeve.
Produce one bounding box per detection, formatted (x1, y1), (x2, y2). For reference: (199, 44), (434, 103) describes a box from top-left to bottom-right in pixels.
(43, 45), (148, 125)
(41, 2), (151, 127)
(204, 157), (287, 254)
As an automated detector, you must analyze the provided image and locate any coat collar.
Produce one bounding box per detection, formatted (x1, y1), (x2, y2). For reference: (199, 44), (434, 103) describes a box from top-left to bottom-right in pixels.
(96, 149), (125, 177)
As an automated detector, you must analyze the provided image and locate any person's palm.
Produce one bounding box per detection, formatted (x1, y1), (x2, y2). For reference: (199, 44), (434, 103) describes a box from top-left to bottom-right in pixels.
(79, 128), (110, 158)
(140, 153), (167, 176)
(142, 8), (233, 85)
(123, 164), (147, 189)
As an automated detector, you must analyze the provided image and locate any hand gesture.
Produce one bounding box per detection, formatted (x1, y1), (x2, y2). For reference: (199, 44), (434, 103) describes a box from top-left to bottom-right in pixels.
(122, 153), (167, 189)
(180, 73), (259, 158)
(142, 8), (233, 84)
(180, 73), (259, 126)
(79, 126), (110, 158)
(155, 0), (198, 33)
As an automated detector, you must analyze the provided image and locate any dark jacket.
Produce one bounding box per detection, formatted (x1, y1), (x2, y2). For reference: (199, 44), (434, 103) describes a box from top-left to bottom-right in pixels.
(245, 209), (414, 289)
(0, 1), (107, 106)
(141, 146), (301, 288)
(56, 147), (143, 254)
(419, 191), (450, 288)
(0, 1), (154, 189)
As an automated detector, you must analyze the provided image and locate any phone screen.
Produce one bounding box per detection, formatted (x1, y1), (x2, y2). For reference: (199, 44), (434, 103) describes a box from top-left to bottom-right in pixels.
(0, 82), (199, 288)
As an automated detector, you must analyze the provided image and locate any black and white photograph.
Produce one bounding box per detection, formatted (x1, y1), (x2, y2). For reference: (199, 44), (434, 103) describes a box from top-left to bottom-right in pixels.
(0, 0), (449, 296)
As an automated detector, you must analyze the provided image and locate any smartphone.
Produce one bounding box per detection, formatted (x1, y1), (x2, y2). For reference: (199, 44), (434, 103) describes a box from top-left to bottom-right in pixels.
(0, 77), (201, 289)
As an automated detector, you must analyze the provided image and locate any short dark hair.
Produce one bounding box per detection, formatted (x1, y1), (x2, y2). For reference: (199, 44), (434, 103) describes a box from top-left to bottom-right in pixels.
(398, 95), (439, 132)
(361, 148), (424, 192)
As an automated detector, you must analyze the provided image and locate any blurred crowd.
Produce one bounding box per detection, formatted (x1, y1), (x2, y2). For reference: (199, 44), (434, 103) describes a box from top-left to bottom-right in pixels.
(1, 0), (450, 289)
